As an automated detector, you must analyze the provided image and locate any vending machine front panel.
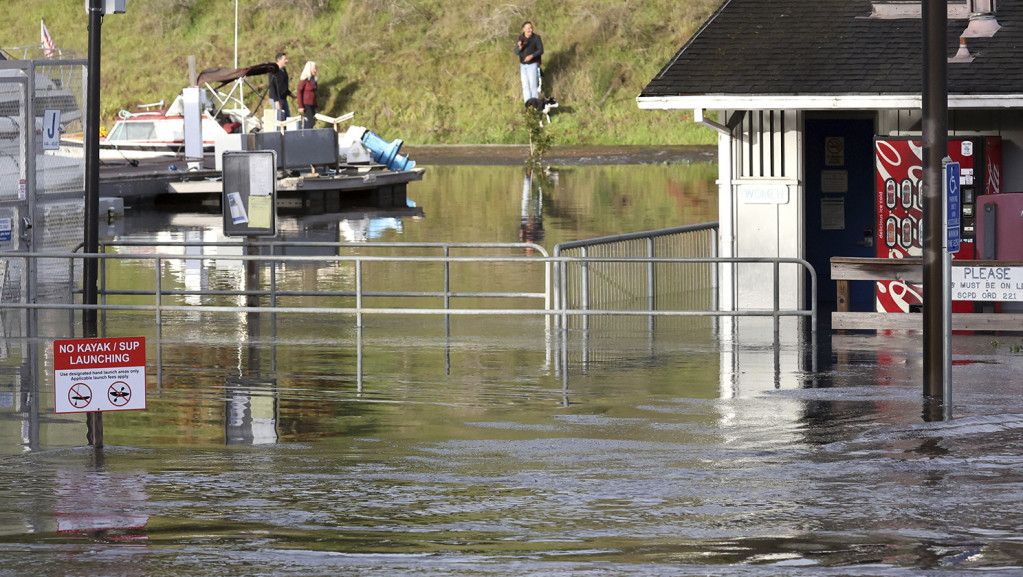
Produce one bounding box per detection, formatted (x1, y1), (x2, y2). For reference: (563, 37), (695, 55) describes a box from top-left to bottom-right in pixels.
(873, 136), (999, 313)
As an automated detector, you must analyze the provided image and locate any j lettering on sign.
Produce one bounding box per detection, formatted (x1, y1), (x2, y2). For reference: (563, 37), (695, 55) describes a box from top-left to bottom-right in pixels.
(951, 266), (1023, 302)
(53, 337), (146, 413)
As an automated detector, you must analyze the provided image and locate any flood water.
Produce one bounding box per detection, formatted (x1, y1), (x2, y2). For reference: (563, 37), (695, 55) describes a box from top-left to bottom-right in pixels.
(4, 148), (1023, 575)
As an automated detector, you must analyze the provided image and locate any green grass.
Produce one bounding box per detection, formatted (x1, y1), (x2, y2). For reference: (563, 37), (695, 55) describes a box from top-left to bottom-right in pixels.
(6, 0), (720, 146)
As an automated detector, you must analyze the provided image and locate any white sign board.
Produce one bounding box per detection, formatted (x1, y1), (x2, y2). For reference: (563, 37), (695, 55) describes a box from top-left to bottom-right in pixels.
(951, 266), (1023, 301)
(43, 109), (61, 150)
(182, 86), (204, 161)
(53, 337), (146, 413)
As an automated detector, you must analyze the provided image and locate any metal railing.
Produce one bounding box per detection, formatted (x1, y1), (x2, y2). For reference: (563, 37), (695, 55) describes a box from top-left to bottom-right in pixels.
(2, 236), (816, 333)
(1, 237), (819, 379)
(90, 241), (551, 327)
(553, 223), (720, 330)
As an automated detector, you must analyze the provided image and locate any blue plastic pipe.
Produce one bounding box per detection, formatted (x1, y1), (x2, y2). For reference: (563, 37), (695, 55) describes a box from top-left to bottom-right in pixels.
(360, 130), (416, 171)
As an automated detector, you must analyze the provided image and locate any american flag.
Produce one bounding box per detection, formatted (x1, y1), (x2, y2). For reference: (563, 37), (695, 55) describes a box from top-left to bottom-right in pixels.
(41, 20), (55, 59)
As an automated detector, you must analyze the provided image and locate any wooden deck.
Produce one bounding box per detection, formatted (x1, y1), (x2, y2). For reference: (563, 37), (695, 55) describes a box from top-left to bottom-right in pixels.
(831, 257), (1023, 332)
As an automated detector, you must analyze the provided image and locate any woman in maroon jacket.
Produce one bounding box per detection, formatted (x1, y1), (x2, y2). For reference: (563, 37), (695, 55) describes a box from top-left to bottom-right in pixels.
(297, 61), (318, 129)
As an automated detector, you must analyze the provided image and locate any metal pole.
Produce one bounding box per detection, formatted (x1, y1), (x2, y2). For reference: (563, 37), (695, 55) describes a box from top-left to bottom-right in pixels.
(84, 0), (102, 337)
(234, 0), (243, 107)
(84, 0), (103, 448)
(942, 228), (953, 418)
(922, 0), (947, 399)
(941, 157), (955, 419)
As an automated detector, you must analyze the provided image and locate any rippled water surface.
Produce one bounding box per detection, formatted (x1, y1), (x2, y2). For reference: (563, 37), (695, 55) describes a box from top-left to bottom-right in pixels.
(4, 152), (1023, 575)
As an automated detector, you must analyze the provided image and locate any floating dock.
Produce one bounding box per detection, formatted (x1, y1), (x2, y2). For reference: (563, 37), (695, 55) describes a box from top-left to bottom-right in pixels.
(99, 154), (424, 209)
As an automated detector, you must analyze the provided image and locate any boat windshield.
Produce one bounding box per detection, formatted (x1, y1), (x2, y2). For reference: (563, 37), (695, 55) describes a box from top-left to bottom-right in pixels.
(107, 121), (156, 142)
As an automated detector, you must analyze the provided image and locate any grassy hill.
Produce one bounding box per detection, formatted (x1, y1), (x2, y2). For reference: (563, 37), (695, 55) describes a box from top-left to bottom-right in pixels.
(6, 0), (720, 146)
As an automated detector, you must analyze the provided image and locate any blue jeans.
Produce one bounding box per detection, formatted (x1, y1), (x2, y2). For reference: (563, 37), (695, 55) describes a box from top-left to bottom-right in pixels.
(520, 63), (539, 102)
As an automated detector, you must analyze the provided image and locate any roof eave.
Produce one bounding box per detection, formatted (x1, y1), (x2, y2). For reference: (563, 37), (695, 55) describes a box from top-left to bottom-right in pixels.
(636, 94), (1023, 111)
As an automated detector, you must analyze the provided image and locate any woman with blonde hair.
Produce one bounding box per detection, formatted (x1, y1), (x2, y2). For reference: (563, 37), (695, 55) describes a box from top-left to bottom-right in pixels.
(296, 61), (319, 129)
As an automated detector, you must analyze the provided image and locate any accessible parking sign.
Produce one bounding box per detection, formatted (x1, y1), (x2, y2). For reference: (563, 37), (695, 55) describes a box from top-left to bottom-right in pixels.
(53, 337), (146, 414)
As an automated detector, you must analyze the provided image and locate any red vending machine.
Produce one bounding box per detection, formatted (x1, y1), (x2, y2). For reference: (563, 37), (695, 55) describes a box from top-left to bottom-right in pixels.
(874, 136), (1001, 312)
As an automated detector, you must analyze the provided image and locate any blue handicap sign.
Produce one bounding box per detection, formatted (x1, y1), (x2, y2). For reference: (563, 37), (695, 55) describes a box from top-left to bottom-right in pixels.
(946, 162), (960, 254)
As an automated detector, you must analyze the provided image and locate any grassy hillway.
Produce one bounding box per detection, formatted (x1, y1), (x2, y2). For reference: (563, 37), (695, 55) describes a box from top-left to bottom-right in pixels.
(6, 0), (720, 146)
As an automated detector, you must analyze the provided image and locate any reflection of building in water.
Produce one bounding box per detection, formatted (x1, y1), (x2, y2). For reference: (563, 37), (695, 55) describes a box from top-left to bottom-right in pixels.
(226, 377), (279, 445)
(519, 170), (546, 244)
(339, 215), (404, 242)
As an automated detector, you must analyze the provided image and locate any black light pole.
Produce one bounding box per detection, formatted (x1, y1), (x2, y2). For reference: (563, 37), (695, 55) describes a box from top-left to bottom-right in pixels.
(85, 0), (103, 447)
(922, 0), (948, 401)
(85, 0), (102, 336)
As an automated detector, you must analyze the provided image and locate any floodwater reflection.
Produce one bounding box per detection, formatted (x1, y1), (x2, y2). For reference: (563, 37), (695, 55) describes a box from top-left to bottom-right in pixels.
(3, 158), (1023, 574)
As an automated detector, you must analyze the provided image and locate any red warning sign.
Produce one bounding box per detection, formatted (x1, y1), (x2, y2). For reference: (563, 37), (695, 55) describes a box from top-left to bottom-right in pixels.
(54, 337), (146, 414)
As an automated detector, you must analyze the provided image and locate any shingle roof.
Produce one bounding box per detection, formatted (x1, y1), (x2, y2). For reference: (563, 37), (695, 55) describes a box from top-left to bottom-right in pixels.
(639, 0), (1023, 100)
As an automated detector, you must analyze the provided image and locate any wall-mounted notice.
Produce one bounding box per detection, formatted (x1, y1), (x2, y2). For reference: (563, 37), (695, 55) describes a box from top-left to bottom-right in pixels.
(951, 266), (1023, 301)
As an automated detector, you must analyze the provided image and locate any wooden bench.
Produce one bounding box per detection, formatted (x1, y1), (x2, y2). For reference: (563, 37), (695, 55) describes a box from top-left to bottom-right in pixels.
(830, 257), (1023, 332)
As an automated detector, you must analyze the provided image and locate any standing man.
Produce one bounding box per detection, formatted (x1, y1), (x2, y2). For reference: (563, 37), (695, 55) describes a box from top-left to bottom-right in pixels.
(269, 52), (294, 122)
(514, 21), (543, 103)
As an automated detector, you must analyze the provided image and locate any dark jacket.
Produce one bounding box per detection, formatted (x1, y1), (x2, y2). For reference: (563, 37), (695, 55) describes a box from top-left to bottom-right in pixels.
(269, 67), (292, 101)
(515, 34), (543, 66)
(297, 78), (317, 107)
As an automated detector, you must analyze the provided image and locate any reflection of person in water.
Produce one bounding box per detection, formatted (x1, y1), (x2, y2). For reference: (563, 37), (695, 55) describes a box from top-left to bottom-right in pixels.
(519, 169), (545, 246)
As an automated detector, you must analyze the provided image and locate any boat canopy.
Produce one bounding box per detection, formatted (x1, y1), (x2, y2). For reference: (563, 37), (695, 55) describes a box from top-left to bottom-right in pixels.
(196, 62), (280, 130)
(196, 62), (279, 89)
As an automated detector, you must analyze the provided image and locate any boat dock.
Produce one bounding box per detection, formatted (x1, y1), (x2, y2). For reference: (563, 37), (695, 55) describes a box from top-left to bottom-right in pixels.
(99, 154), (424, 209)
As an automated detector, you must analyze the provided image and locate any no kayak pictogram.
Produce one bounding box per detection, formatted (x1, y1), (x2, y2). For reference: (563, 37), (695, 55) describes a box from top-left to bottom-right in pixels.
(108, 382), (131, 406)
(69, 383), (92, 409)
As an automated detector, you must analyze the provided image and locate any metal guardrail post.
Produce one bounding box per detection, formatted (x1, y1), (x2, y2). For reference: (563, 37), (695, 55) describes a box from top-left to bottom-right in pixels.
(581, 246), (589, 332)
(156, 255), (163, 388)
(712, 229), (720, 312)
(774, 260), (781, 339)
(155, 256), (162, 329)
(544, 257), (551, 332)
(355, 259), (363, 328)
(444, 246), (451, 311)
(647, 237), (655, 332)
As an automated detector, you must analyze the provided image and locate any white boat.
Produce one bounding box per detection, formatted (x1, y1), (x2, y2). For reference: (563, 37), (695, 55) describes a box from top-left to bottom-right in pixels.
(95, 96), (228, 161)
(67, 61), (279, 162)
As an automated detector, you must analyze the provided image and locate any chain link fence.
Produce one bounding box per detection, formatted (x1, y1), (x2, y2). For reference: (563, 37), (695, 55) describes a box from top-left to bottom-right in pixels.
(0, 58), (86, 316)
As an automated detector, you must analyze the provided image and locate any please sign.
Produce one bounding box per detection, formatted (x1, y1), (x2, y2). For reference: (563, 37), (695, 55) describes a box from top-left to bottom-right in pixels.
(951, 266), (1023, 301)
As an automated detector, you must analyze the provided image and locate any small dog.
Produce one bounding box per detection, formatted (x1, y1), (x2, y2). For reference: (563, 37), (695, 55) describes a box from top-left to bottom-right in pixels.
(525, 96), (559, 125)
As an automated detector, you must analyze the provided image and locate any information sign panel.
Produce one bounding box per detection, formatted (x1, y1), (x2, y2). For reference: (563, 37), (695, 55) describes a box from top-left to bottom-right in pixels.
(53, 337), (146, 413)
(951, 266), (1023, 301)
(222, 150), (277, 237)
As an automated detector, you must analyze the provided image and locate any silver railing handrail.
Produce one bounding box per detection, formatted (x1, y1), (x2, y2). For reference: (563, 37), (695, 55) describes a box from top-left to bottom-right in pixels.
(1, 248), (817, 373)
(100, 240), (550, 254)
(552, 223), (720, 330)
(553, 222), (719, 251)
(2, 251), (814, 323)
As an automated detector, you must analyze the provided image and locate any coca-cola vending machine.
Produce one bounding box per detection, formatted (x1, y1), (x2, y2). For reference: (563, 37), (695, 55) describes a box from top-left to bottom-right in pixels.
(874, 136), (1001, 312)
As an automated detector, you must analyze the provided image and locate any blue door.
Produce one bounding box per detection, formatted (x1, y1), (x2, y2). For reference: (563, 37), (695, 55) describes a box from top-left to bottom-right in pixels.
(803, 117), (876, 311)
